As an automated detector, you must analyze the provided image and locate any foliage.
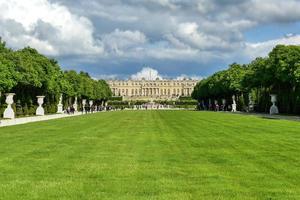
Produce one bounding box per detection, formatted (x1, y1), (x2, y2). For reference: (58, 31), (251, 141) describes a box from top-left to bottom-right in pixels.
(192, 45), (300, 114)
(108, 96), (123, 101)
(0, 39), (112, 117)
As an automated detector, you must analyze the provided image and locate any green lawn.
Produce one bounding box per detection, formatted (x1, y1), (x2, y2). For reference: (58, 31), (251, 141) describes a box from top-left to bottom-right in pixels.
(0, 111), (299, 200)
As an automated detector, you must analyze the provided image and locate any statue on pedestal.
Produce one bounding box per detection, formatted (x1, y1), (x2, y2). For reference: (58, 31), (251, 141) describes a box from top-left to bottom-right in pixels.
(248, 94), (254, 112)
(231, 95), (237, 112)
(57, 94), (63, 114)
(82, 99), (87, 112)
(73, 96), (78, 112)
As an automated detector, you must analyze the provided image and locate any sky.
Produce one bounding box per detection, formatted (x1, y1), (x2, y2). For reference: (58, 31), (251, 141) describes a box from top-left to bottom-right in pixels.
(1, 0), (300, 80)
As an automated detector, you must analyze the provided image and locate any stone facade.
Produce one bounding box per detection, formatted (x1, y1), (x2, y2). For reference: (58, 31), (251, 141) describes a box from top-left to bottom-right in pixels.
(107, 78), (199, 101)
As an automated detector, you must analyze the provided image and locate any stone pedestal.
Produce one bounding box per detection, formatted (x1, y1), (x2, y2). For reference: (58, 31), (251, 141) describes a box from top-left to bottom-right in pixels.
(36, 96), (45, 116)
(3, 93), (15, 119)
(231, 95), (237, 112)
(57, 94), (63, 114)
(73, 96), (78, 112)
(270, 94), (279, 115)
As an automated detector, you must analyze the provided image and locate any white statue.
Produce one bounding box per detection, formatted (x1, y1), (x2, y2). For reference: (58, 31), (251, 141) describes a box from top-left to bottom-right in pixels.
(270, 94), (279, 115)
(231, 95), (237, 112)
(73, 96), (78, 112)
(249, 94), (254, 112)
(89, 100), (93, 112)
(82, 99), (86, 112)
(3, 93), (15, 119)
(222, 99), (226, 105)
(57, 94), (63, 114)
(36, 96), (45, 116)
(222, 99), (226, 111)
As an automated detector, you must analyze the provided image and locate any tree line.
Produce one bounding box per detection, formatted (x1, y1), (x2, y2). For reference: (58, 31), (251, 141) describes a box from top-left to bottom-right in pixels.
(192, 45), (300, 114)
(0, 38), (112, 116)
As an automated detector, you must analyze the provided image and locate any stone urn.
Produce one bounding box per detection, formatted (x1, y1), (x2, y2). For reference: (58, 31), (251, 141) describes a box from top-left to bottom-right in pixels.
(82, 99), (86, 112)
(231, 95), (237, 112)
(3, 93), (15, 119)
(270, 94), (279, 115)
(73, 96), (78, 112)
(57, 94), (63, 114)
(36, 96), (45, 116)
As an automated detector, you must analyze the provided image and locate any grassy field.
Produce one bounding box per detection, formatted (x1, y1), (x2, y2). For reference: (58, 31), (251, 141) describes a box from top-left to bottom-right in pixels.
(0, 111), (299, 200)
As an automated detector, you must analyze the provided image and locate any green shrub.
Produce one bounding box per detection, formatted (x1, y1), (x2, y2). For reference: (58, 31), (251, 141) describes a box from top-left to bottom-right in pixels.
(23, 103), (29, 116)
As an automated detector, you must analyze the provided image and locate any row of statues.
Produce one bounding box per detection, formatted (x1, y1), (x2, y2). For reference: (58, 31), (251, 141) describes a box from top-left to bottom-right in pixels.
(201, 94), (279, 115)
(0, 93), (280, 119)
(0, 93), (97, 119)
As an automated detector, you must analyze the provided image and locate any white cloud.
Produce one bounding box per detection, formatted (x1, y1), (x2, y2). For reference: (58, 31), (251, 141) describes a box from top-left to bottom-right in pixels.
(0, 0), (103, 56)
(245, 34), (300, 59)
(149, 0), (179, 10)
(176, 74), (203, 80)
(102, 29), (147, 56)
(247, 0), (300, 23)
(130, 67), (203, 81)
(2, 0), (300, 78)
(170, 22), (241, 51)
(131, 67), (163, 80)
(93, 74), (119, 80)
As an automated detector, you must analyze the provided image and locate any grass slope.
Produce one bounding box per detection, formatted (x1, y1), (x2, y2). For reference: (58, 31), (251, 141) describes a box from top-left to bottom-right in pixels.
(0, 111), (299, 200)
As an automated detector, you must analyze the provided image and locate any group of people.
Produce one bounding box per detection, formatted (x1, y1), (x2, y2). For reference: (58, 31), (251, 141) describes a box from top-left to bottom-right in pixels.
(198, 102), (231, 112)
(81, 105), (111, 114)
(63, 105), (111, 115)
(65, 106), (76, 114)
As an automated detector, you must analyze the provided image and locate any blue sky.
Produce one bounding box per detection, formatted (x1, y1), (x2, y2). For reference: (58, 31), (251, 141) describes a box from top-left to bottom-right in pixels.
(1, 0), (300, 80)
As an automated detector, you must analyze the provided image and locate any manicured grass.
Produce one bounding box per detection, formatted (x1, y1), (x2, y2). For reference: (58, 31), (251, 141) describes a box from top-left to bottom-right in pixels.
(0, 111), (299, 199)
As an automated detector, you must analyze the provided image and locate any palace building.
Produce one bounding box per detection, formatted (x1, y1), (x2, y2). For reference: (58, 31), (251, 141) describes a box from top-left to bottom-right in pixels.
(107, 78), (199, 101)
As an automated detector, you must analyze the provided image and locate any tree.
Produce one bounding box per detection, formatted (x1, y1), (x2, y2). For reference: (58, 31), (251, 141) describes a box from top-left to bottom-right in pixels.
(0, 39), (19, 93)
